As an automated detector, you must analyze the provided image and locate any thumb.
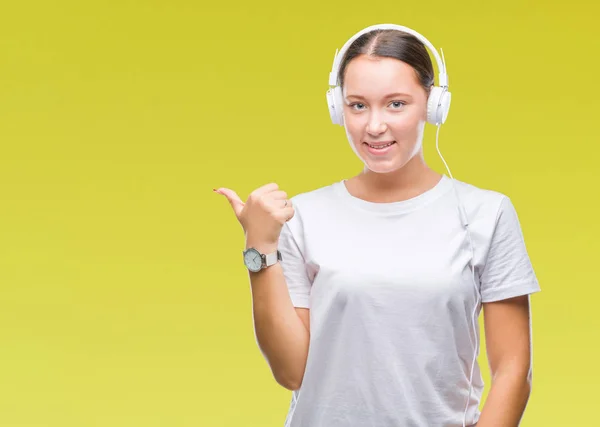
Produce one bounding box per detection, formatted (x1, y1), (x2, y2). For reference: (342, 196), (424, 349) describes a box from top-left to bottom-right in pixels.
(215, 187), (245, 218)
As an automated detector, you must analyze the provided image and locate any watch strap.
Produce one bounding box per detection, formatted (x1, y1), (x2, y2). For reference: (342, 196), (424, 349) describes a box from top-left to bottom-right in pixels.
(264, 250), (283, 268)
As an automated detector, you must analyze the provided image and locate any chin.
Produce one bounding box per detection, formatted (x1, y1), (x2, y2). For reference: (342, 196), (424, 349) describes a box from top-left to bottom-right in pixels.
(364, 160), (407, 174)
(359, 147), (409, 174)
(359, 139), (423, 174)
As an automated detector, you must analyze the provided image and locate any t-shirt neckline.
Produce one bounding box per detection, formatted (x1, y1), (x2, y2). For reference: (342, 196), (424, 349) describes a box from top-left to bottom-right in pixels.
(334, 174), (453, 215)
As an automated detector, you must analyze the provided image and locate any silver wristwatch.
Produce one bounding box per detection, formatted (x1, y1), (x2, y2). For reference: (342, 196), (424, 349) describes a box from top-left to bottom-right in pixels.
(242, 247), (282, 273)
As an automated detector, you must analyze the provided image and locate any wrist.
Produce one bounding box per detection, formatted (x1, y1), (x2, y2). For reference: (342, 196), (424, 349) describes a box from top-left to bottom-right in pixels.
(245, 235), (278, 254)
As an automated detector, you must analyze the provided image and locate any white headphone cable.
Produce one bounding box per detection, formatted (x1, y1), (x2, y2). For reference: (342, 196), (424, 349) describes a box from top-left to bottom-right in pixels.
(435, 124), (482, 427)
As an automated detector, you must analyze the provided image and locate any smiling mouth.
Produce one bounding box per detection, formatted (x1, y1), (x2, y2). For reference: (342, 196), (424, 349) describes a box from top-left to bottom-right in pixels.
(364, 141), (396, 149)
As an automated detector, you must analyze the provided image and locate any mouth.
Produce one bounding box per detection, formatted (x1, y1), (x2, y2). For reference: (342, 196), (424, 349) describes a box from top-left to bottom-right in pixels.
(363, 141), (396, 153)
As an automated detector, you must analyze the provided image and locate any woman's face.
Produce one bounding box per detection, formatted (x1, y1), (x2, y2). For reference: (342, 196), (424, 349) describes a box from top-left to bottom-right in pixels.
(342, 55), (429, 174)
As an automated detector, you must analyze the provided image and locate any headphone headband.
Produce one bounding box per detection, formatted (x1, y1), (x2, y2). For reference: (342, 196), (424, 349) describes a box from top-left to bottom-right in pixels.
(328, 23), (448, 89)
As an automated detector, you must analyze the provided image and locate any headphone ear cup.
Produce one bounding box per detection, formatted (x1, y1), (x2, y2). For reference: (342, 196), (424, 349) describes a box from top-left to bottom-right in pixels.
(326, 88), (340, 125)
(426, 86), (442, 125)
(326, 86), (344, 126)
(439, 89), (451, 124)
(332, 86), (344, 126)
(427, 86), (451, 125)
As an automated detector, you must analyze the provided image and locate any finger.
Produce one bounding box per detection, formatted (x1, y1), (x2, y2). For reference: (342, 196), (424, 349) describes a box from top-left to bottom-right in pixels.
(215, 188), (245, 218)
(252, 182), (279, 198)
(283, 206), (295, 222)
(280, 198), (293, 209)
(264, 195), (291, 210)
(269, 190), (288, 201)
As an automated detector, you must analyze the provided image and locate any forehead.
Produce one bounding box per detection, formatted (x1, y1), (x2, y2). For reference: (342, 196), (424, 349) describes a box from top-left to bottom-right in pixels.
(343, 55), (421, 96)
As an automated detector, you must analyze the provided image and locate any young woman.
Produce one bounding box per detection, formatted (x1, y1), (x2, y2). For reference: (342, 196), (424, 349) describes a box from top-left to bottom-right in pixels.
(216, 23), (540, 427)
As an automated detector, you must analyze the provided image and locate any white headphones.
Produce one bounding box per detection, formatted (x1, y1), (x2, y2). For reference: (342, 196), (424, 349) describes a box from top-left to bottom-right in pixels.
(326, 23), (451, 127)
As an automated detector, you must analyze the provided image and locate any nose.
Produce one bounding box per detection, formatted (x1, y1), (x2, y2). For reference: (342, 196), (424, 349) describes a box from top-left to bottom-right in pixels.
(366, 110), (387, 135)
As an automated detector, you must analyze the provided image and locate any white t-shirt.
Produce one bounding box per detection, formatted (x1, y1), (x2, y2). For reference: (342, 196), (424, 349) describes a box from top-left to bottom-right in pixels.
(278, 174), (541, 427)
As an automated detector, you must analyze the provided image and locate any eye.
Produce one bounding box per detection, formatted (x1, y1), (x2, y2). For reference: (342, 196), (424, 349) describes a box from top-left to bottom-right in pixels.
(349, 102), (366, 111)
(348, 101), (407, 111)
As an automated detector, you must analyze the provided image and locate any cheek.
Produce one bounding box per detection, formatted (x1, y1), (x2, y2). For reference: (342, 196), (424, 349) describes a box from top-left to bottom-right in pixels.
(344, 120), (364, 142)
(391, 120), (417, 136)
(389, 112), (426, 135)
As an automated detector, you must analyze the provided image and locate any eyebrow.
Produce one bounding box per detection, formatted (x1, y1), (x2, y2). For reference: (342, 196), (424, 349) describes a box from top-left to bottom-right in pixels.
(346, 93), (413, 100)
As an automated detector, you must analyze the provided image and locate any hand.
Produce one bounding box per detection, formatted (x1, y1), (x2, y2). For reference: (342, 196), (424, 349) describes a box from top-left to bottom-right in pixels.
(215, 183), (295, 247)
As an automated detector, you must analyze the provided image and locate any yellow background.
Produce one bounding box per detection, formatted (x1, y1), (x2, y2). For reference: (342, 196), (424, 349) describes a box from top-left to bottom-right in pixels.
(0, 0), (597, 426)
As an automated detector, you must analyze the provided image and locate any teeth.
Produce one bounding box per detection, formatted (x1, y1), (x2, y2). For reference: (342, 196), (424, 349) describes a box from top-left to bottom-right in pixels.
(368, 142), (394, 149)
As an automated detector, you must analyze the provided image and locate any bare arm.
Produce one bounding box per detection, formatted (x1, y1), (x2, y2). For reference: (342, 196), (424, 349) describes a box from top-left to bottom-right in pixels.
(214, 184), (309, 391)
(248, 239), (310, 391)
(477, 295), (533, 426)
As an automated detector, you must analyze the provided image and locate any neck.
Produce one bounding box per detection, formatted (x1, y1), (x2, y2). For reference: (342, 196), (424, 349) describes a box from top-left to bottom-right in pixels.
(349, 151), (442, 203)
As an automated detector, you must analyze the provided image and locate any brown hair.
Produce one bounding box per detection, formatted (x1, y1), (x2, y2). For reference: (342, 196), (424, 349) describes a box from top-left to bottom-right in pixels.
(338, 30), (435, 96)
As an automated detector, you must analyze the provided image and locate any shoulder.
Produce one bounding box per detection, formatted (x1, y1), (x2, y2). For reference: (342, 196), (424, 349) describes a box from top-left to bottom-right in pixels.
(449, 178), (536, 278)
(447, 177), (530, 247)
(288, 181), (341, 210)
(283, 181), (343, 238)
(449, 177), (512, 224)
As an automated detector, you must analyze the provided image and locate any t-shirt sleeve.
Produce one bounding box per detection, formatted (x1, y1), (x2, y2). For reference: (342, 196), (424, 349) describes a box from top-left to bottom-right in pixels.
(278, 220), (312, 309)
(479, 196), (541, 303)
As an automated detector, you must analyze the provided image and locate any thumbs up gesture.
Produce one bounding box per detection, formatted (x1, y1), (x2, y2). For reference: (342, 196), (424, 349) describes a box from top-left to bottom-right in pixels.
(215, 183), (295, 247)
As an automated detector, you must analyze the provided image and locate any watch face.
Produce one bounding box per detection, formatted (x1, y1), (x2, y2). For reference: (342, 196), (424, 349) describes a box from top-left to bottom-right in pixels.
(243, 248), (262, 272)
